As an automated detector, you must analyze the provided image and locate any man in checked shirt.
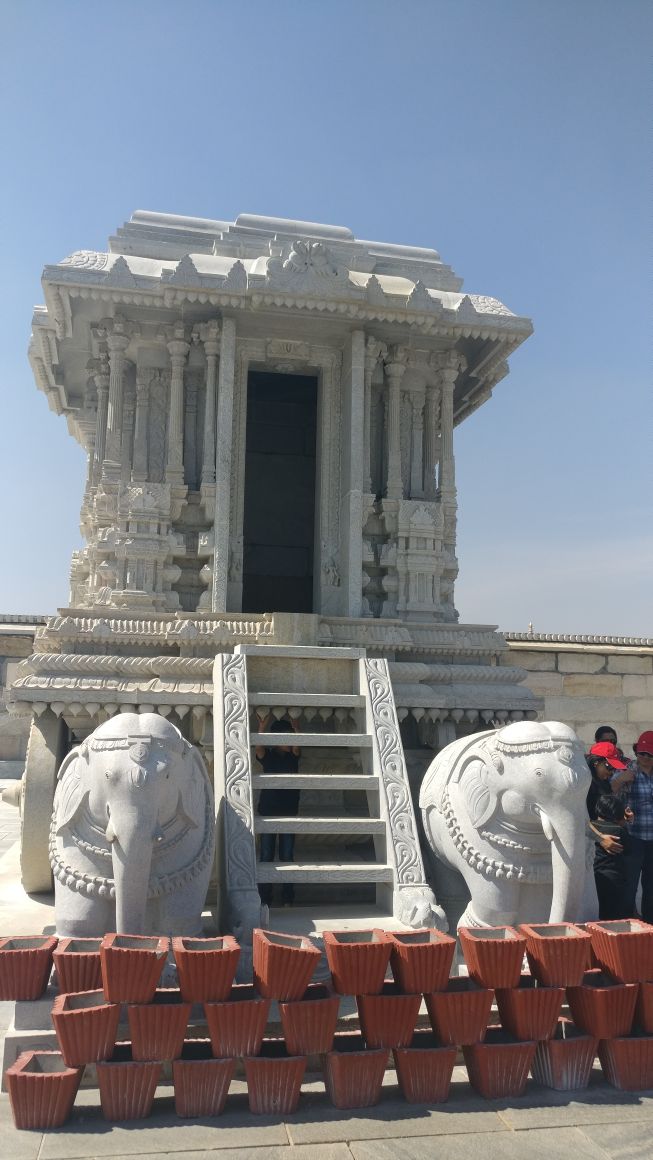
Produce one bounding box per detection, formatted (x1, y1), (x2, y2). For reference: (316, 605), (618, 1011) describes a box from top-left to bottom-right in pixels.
(613, 731), (653, 922)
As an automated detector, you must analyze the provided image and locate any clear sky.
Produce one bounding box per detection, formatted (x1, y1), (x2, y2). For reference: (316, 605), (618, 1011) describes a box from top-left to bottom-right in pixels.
(0, 0), (649, 634)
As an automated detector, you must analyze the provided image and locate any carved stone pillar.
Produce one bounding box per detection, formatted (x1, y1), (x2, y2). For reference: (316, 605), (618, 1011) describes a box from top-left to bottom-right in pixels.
(384, 347), (408, 500)
(165, 323), (190, 484)
(132, 369), (151, 482)
(364, 338), (386, 494)
(423, 380), (440, 501)
(121, 385), (135, 480)
(197, 320), (220, 487)
(103, 320), (132, 479)
(410, 390), (426, 498)
(88, 356), (110, 485)
(212, 317), (237, 611)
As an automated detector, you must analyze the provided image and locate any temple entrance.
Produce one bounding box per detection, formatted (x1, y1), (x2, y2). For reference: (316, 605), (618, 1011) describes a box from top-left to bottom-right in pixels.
(242, 370), (318, 613)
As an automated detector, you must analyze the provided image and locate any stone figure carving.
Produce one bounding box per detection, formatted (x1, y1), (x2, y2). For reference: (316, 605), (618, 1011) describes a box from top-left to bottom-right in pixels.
(419, 721), (591, 928)
(50, 713), (215, 937)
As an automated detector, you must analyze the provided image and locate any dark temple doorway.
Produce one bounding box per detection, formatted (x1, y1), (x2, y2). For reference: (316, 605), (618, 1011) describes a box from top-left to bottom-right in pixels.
(242, 371), (318, 613)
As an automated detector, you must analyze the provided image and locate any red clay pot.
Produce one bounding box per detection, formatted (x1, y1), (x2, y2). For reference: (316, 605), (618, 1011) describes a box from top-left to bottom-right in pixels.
(531, 1018), (597, 1090)
(51, 989), (120, 1067)
(5, 1051), (81, 1130)
(425, 977), (493, 1046)
(463, 1027), (537, 1099)
(357, 982), (421, 1049)
(96, 1043), (162, 1120)
(204, 983), (271, 1057)
(0, 935), (57, 1000)
(388, 928), (456, 994)
(53, 937), (103, 994)
(324, 1033), (389, 1109)
(496, 975), (564, 1041)
(393, 1031), (457, 1103)
(172, 935), (240, 1003)
(323, 928), (391, 996)
(128, 989), (191, 1061)
(279, 983), (340, 1054)
(459, 925), (526, 990)
(567, 970), (638, 1039)
(598, 1032), (653, 1090)
(587, 919), (653, 983)
(519, 922), (590, 987)
(100, 933), (169, 1003)
(172, 1040), (235, 1117)
(244, 1040), (306, 1115)
(253, 928), (321, 1001)
(635, 980), (653, 1032)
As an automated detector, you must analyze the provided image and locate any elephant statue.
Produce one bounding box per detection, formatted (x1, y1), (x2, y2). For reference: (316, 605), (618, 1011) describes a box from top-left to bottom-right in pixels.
(50, 713), (215, 937)
(419, 720), (592, 929)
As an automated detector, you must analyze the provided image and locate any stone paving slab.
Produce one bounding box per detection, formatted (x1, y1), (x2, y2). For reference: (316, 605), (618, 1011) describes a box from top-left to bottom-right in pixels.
(581, 1120), (653, 1159)
(348, 1126), (609, 1159)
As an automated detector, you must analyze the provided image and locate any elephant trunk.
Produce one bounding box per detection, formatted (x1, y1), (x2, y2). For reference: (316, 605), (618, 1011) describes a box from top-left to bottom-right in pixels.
(109, 811), (155, 934)
(540, 805), (586, 923)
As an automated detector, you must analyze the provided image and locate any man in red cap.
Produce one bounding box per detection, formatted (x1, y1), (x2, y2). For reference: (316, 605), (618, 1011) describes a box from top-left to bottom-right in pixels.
(614, 731), (653, 923)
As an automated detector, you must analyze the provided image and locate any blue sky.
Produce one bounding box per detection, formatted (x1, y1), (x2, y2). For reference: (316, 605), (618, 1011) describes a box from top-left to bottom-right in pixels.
(1, 0), (649, 634)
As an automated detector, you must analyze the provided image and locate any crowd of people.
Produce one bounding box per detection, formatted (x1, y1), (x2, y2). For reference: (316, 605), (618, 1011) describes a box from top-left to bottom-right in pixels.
(586, 725), (653, 922)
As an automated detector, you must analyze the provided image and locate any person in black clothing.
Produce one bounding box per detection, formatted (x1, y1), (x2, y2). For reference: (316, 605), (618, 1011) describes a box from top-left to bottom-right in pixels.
(592, 794), (632, 920)
(586, 741), (631, 855)
(255, 715), (301, 907)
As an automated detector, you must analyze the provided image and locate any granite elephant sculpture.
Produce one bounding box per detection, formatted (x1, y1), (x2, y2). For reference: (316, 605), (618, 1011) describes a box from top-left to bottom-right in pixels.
(419, 720), (592, 928)
(50, 713), (215, 937)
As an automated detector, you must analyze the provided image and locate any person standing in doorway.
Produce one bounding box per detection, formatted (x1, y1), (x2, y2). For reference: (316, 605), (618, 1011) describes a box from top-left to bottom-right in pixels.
(616, 731), (653, 922)
(256, 714), (301, 907)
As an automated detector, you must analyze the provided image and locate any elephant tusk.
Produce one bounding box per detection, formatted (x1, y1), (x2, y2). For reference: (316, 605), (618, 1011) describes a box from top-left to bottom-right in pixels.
(105, 819), (117, 843)
(538, 808), (554, 842)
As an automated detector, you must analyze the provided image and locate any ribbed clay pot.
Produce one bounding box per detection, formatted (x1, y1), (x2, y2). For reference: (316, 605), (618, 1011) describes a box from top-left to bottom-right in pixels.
(463, 1028), (536, 1099)
(496, 975), (564, 1041)
(587, 919), (653, 984)
(0, 935), (57, 1000)
(531, 1019), (597, 1091)
(51, 989), (120, 1067)
(172, 1040), (235, 1118)
(567, 970), (638, 1039)
(425, 977), (493, 1046)
(205, 983), (271, 1057)
(459, 925), (526, 990)
(324, 1033), (389, 1109)
(128, 989), (191, 1061)
(279, 983), (340, 1054)
(172, 935), (240, 1003)
(100, 933), (169, 1003)
(244, 1040), (306, 1115)
(253, 928), (321, 1001)
(356, 982), (421, 1049)
(598, 1032), (653, 1090)
(635, 980), (653, 1032)
(519, 922), (590, 987)
(393, 1031), (457, 1103)
(323, 929), (391, 995)
(5, 1051), (82, 1130)
(388, 928), (456, 994)
(96, 1043), (162, 1120)
(53, 937), (103, 994)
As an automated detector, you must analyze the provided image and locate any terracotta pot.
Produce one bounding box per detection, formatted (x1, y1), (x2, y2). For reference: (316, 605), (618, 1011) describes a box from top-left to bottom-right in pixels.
(587, 919), (653, 984)
(519, 922), (590, 987)
(51, 989), (120, 1067)
(253, 928), (321, 1001)
(205, 983), (271, 1057)
(463, 1027), (536, 1099)
(357, 982), (421, 1049)
(279, 983), (340, 1054)
(172, 935), (240, 1003)
(172, 1040), (235, 1117)
(459, 925), (526, 990)
(635, 980), (653, 1032)
(324, 1033), (389, 1109)
(496, 975), (564, 1041)
(0, 935), (57, 1000)
(531, 1018), (597, 1090)
(53, 937), (103, 994)
(100, 933), (169, 1003)
(393, 1031), (457, 1103)
(425, 977), (493, 1046)
(323, 929), (391, 995)
(128, 989), (191, 1061)
(96, 1043), (162, 1120)
(5, 1051), (81, 1130)
(598, 1032), (653, 1090)
(388, 928), (456, 994)
(567, 970), (638, 1039)
(244, 1040), (306, 1115)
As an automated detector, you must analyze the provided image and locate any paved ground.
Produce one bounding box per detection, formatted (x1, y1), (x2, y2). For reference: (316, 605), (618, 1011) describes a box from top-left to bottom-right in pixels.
(1, 787), (652, 1156)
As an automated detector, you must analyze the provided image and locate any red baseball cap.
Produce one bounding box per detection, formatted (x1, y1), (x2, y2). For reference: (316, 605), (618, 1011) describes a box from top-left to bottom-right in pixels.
(634, 732), (653, 756)
(589, 741), (628, 770)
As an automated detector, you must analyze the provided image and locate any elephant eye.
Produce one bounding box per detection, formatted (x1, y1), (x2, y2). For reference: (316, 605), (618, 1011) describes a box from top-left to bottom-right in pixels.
(534, 768), (543, 777)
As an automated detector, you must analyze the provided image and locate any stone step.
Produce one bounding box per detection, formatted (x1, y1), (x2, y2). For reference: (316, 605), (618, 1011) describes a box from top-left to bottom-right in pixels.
(256, 862), (393, 883)
(255, 816), (384, 834)
(252, 774), (378, 790)
(250, 732), (371, 748)
(249, 693), (365, 709)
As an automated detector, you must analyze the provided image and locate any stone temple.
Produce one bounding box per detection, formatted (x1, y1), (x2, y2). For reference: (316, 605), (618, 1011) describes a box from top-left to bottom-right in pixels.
(11, 210), (537, 944)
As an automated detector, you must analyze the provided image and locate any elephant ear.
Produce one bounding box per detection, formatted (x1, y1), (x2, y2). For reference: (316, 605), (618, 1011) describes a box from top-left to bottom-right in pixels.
(459, 757), (497, 829)
(54, 745), (89, 834)
(176, 743), (211, 830)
